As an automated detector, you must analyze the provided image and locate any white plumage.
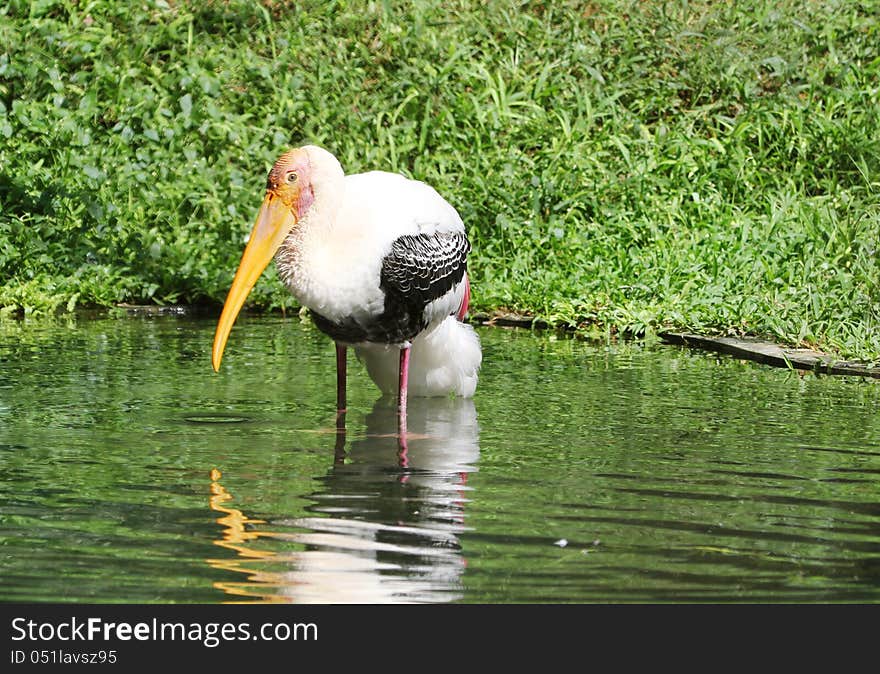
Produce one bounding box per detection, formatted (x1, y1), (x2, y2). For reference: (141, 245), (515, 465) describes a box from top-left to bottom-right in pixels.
(212, 145), (481, 409)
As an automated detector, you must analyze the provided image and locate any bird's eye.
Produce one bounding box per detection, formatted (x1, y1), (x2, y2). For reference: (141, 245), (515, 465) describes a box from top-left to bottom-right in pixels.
(286, 172), (298, 184)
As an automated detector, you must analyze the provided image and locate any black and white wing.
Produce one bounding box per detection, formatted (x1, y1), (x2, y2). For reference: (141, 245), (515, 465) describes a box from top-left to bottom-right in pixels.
(309, 230), (470, 345)
(375, 230), (470, 342)
(381, 231), (470, 308)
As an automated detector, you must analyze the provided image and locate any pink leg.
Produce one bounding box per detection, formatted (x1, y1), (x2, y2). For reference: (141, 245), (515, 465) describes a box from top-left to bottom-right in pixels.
(398, 346), (410, 412)
(398, 345), (410, 436)
(336, 343), (347, 412)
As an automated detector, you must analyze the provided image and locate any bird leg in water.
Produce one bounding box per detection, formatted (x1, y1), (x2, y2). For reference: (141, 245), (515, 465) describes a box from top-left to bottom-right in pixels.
(397, 429), (409, 469)
(335, 344), (347, 412)
(334, 407), (347, 465)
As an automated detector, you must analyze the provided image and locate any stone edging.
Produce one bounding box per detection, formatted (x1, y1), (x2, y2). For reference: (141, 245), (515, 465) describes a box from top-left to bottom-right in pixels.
(659, 332), (880, 379)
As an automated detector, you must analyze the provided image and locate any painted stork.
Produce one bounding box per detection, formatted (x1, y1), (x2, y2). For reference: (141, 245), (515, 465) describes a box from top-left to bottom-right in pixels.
(211, 145), (482, 424)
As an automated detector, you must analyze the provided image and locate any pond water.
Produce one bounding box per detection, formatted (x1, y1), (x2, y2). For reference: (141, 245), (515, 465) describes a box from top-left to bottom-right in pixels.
(1, 314), (879, 603)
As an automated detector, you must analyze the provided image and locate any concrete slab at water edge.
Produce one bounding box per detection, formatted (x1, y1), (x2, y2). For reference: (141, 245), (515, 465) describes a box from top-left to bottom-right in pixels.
(659, 332), (880, 379)
(471, 312), (880, 380)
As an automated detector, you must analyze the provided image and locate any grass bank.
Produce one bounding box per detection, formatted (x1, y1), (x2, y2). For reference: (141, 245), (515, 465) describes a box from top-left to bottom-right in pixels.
(1, 1), (878, 360)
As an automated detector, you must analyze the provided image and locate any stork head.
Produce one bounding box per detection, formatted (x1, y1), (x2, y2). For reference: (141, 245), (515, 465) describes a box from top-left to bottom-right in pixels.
(211, 145), (339, 372)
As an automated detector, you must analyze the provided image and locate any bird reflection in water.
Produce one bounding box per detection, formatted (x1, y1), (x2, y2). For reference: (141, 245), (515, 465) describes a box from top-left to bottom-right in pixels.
(207, 397), (479, 603)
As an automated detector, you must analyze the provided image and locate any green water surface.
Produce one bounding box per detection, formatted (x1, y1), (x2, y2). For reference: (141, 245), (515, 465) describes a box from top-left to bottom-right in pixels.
(1, 315), (878, 603)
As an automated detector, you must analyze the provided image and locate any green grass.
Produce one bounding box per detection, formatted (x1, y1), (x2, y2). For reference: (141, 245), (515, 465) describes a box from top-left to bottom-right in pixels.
(1, 0), (878, 360)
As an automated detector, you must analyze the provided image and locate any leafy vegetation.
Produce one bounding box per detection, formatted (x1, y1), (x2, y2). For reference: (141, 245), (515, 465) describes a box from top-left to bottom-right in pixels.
(1, 0), (878, 359)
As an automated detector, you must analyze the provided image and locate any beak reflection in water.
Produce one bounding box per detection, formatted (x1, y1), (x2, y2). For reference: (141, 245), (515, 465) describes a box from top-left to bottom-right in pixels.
(206, 398), (479, 604)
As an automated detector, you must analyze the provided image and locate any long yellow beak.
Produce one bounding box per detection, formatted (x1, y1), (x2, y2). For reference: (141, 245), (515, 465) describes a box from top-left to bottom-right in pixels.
(211, 194), (297, 372)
